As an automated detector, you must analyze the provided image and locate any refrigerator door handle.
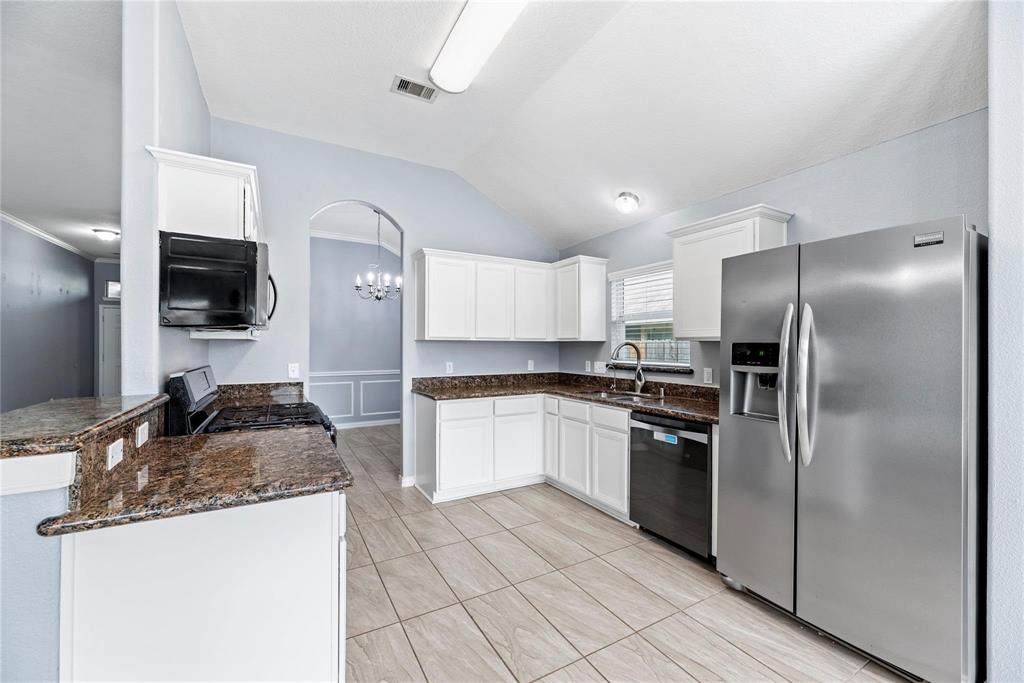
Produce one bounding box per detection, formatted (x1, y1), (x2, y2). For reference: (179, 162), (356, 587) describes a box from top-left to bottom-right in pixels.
(776, 303), (795, 463)
(797, 303), (815, 466)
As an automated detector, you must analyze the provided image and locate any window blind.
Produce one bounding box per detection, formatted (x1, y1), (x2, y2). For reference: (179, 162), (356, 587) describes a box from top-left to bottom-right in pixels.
(611, 267), (690, 366)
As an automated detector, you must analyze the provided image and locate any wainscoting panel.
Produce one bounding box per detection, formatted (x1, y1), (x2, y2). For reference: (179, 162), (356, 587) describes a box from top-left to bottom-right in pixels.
(309, 370), (401, 425)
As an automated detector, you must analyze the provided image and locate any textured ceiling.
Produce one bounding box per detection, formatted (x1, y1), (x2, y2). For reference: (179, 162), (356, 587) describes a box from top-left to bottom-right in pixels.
(1, 0), (122, 259)
(180, 1), (987, 248)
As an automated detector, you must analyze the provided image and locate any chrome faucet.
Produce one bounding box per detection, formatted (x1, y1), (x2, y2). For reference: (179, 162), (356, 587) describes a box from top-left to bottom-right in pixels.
(610, 341), (645, 394)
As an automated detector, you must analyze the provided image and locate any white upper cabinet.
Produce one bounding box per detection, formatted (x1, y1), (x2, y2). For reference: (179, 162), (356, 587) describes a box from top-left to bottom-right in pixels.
(555, 263), (580, 339)
(667, 205), (791, 340)
(414, 249), (607, 342)
(475, 261), (514, 339)
(422, 255), (476, 339)
(148, 147), (262, 242)
(514, 266), (550, 340)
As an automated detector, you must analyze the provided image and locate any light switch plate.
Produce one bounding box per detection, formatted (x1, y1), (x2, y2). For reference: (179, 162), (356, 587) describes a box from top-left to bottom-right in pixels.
(527, 359), (535, 371)
(445, 361), (454, 374)
(287, 363), (300, 379)
(594, 361), (607, 374)
(585, 361), (592, 372)
(136, 421), (149, 448)
(703, 368), (714, 384)
(106, 438), (124, 470)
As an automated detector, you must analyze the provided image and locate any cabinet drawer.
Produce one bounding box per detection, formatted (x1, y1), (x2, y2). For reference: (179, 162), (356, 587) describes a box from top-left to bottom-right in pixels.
(494, 396), (540, 416)
(439, 399), (492, 421)
(559, 399), (589, 422)
(544, 396), (559, 415)
(590, 405), (629, 432)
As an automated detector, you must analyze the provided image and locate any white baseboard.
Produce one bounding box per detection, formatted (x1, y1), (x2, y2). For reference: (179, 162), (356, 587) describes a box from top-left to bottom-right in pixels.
(334, 418), (401, 430)
(400, 475), (416, 487)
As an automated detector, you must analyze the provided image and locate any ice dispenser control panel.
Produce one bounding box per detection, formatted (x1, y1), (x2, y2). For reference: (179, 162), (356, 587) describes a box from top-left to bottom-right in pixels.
(730, 342), (781, 421)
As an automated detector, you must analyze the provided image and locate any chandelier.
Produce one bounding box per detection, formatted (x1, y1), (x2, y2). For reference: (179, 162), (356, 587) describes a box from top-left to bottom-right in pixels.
(354, 211), (401, 302)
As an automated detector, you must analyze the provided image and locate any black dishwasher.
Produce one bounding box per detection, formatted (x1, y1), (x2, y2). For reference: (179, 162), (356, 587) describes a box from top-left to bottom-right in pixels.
(629, 413), (712, 559)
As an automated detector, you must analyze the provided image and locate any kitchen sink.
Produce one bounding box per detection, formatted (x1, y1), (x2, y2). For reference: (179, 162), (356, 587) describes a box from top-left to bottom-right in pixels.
(580, 390), (663, 403)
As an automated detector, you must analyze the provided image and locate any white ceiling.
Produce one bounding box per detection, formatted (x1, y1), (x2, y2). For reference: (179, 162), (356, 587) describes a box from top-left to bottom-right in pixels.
(1, 0), (122, 259)
(185, 2), (986, 250)
(309, 202), (402, 256)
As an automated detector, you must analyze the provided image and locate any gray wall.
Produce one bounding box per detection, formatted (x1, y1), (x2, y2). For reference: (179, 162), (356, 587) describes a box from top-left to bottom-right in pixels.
(206, 117), (560, 476)
(309, 237), (401, 425)
(0, 489), (67, 681)
(558, 109), (988, 387)
(1, 218), (95, 411)
(121, 0), (210, 395)
(987, 3), (1024, 679)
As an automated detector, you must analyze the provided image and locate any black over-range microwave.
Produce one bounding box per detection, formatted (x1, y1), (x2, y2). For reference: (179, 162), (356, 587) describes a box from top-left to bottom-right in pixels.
(159, 231), (276, 328)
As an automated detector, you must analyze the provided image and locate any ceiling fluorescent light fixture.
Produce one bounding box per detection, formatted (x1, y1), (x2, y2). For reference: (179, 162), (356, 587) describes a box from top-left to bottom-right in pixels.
(92, 228), (120, 241)
(429, 0), (527, 94)
(615, 192), (640, 214)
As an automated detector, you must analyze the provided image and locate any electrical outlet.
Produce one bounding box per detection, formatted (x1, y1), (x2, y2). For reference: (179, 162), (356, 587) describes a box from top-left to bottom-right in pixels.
(585, 361), (592, 372)
(445, 361), (454, 374)
(703, 367), (714, 384)
(287, 362), (300, 379)
(106, 438), (124, 470)
(594, 361), (607, 374)
(527, 359), (535, 371)
(136, 421), (149, 448)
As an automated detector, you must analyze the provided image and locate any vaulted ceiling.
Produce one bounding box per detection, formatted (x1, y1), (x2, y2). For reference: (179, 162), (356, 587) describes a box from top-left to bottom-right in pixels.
(180, 1), (986, 249)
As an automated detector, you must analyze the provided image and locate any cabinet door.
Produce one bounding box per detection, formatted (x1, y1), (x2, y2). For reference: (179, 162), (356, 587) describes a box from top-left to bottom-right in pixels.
(558, 417), (590, 494)
(159, 165), (245, 240)
(427, 256), (476, 339)
(438, 418), (493, 490)
(242, 181), (257, 241)
(673, 220), (754, 339)
(590, 426), (629, 514)
(556, 263), (580, 339)
(475, 262), (514, 339)
(514, 266), (550, 339)
(494, 413), (542, 481)
(543, 413), (558, 478)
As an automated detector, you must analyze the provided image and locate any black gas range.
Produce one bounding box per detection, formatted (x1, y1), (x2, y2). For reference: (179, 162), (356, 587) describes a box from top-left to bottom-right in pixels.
(166, 365), (336, 445)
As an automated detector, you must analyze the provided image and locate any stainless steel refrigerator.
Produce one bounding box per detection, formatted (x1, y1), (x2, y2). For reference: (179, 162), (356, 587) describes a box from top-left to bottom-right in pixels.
(717, 217), (984, 682)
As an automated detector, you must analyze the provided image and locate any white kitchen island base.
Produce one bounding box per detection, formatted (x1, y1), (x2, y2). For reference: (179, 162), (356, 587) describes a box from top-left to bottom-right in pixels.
(59, 492), (345, 681)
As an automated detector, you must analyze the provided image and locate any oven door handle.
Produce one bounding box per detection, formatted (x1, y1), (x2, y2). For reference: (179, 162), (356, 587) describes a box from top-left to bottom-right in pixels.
(629, 420), (709, 444)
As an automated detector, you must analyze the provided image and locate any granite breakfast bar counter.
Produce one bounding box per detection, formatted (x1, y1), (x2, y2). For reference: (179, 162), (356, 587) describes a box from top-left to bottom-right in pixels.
(1, 394), (353, 682)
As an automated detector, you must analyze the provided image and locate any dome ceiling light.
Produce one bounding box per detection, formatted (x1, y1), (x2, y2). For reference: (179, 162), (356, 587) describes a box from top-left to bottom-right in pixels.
(615, 192), (640, 214)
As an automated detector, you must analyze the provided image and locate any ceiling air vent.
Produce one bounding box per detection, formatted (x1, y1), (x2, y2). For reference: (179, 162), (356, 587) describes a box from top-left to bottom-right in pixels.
(390, 75), (438, 103)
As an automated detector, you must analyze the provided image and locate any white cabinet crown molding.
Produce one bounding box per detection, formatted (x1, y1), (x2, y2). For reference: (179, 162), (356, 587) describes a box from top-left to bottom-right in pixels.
(147, 146), (258, 178)
(665, 204), (793, 239)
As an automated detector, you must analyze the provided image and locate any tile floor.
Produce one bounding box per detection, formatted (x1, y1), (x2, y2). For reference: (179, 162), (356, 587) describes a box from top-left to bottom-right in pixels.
(339, 426), (901, 683)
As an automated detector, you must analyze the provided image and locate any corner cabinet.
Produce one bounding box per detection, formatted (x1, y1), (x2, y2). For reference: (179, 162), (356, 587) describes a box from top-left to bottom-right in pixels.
(148, 146), (262, 242)
(414, 249), (606, 342)
(414, 393), (629, 520)
(667, 205), (791, 340)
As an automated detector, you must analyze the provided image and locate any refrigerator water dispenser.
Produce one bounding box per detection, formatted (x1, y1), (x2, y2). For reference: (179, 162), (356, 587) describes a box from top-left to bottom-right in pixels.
(730, 342), (781, 421)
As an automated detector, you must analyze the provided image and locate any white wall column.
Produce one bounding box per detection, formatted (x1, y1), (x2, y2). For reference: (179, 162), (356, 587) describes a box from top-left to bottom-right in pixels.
(987, 1), (1024, 679)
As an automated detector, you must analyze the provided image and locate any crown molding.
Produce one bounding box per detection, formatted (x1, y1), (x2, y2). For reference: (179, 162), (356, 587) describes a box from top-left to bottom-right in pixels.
(310, 230), (401, 256)
(94, 257), (120, 265)
(1, 211), (95, 260)
(665, 204), (793, 238)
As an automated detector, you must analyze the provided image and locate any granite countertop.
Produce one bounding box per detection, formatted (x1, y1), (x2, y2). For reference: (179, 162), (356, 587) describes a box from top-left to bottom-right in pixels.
(412, 373), (719, 424)
(0, 394), (170, 458)
(38, 426), (352, 536)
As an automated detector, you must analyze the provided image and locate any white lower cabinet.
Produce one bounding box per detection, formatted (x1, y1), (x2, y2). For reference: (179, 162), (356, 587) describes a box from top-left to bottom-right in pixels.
(438, 417), (493, 490)
(543, 413), (558, 477)
(494, 412), (542, 482)
(415, 393), (631, 517)
(590, 426), (629, 515)
(558, 416), (590, 495)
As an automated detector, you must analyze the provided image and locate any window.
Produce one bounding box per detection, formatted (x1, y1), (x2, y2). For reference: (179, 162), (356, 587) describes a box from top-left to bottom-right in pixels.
(610, 266), (690, 366)
(104, 280), (121, 300)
